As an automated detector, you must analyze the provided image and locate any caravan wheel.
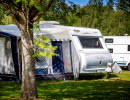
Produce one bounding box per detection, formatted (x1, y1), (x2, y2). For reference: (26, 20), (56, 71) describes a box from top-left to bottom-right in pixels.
(128, 64), (130, 71)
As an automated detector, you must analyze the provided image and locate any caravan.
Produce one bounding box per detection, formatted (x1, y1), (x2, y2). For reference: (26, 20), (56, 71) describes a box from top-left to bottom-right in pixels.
(36, 21), (113, 74)
(104, 36), (130, 70)
(0, 21), (113, 80)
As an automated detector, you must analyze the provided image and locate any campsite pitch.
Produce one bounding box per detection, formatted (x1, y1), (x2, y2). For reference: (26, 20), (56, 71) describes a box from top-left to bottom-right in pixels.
(0, 70), (130, 100)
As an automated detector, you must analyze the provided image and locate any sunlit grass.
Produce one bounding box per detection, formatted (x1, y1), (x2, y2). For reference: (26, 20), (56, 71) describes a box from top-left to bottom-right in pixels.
(110, 70), (130, 81)
(37, 80), (130, 99)
(0, 81), (20, 99)
(0, 70), (130, 100)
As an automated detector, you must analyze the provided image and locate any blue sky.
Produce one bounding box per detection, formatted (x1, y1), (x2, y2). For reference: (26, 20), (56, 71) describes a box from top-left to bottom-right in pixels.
(66, 0), (88, 5)
(66, 0), (107, 6)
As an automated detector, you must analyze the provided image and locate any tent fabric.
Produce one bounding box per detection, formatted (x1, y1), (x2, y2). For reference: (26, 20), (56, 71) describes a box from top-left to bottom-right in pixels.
(105, 62), (122, 73)
(62, 41), (73, 73)
(0, 23), (81, 80)
(34, 40), (80, 80)
(0, 25), (20, 37)
(51, 40), (79, 79)
(0, 31), (19, 80)
(3, 37), (15, 74)
(50, 39), (71, 41)
(35, 58), (52, 75)
(38, 24), (72, 40)
(0, 30), (19, 37)
(10, 36), (19, 79)
(71, 42), (80, 79)
(35, 40), (74, 76)
(0, 37), (5, 74)
(112, 62), (122, 73)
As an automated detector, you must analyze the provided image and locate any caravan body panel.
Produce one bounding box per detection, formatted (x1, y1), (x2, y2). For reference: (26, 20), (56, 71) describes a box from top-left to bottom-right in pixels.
(67, 27), (113, 73)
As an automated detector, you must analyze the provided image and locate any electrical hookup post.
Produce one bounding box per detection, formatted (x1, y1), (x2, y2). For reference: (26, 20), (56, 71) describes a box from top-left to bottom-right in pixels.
(105, 62), (122, 78)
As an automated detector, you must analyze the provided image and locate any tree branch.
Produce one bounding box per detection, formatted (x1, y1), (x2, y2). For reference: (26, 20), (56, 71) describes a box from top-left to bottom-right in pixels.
(33, 0), (55, 22)
(0, 0), (22, 11)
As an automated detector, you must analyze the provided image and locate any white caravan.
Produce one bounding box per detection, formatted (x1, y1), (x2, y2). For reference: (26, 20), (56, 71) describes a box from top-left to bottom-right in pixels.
(37, 21), (113, 74)
(0, 21), (113, 79)
(104, 36), (130, 70)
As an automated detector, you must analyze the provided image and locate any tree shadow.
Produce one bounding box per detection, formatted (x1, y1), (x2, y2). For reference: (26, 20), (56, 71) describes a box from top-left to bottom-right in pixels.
(78, 73), (118, 80)
(1, 80), (130, 100)
(37, 81), (130, 100)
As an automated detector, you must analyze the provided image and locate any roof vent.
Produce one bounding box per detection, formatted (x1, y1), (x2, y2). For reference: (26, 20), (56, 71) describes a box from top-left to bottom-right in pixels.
(39, 21), (60, 25)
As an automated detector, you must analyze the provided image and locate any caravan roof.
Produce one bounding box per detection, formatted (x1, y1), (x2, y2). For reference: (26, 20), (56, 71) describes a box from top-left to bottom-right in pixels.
(37, 24), (102, 40)
(0, 22), (102, 39)
(67, 26), (102, 36)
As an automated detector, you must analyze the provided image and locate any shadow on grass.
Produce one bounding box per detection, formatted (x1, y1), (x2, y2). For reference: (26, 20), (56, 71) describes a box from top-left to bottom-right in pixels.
(37, 81), (130, 100)
(0, 71), (130, 100)
(78, 73), (118, 80)
(1, 80), (130, 100)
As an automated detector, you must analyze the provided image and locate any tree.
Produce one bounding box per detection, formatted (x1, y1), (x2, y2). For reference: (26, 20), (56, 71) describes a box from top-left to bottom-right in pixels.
(88, 0), (103, 6)
(71, 2), (130, 36)
(116, 0), (130, 13)
(0, 6), (14, 24)
(0, 0), (63, 99)
(107, 0), (114, 7)
(42, 1), (80, 25)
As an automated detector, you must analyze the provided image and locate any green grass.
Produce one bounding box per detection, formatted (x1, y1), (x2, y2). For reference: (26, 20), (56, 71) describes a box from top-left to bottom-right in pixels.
(110, 70), (130, 81)
(0, 70), (130, 100)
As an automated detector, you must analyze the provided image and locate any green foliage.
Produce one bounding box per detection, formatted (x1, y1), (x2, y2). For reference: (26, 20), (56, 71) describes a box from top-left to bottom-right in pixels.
(116, 0), (130, 13)
(33, 33), (59, 59)
(74, 4), (130, 36)
(41, 1), (81, 25)
(1, 15), (14, 25)
(0, 5), (14, 25)
(88, 0), (103, 6)
(41, 0), (130, 36)
(1, 0), (130, 35)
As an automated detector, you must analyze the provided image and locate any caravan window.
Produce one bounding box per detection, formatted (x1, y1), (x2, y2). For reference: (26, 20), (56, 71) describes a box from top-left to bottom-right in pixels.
(105, 38), (113, 43)
(128, 45), (130, 51)
(78, 37), (103, 48)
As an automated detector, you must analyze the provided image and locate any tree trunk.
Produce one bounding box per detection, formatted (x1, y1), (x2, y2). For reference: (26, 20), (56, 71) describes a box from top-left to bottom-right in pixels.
(0, 1), (55, 99)
(20, 24), (37, 99)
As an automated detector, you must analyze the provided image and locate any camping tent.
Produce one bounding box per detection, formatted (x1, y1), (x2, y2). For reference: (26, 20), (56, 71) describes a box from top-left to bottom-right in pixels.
(0, 31), (20, 81)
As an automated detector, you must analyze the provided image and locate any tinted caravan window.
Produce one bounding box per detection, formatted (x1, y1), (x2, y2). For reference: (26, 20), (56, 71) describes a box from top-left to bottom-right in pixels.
(128, 45), (130, 51)
(109, 48), (113, 53)
(78, 37), (103, 48)
(105, 38), (113, 43)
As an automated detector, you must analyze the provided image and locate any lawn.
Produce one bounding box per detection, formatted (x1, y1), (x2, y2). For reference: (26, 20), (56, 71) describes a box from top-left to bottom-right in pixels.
(0, 70), (130, 100)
